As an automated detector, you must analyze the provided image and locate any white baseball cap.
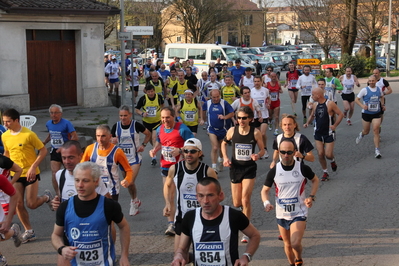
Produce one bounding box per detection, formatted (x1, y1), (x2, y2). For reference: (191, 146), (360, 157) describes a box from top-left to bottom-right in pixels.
(184, 138), (202, 151)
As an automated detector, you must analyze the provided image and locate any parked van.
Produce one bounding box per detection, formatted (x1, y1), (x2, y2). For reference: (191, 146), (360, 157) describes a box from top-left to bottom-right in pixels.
(164, 43), (249, 76)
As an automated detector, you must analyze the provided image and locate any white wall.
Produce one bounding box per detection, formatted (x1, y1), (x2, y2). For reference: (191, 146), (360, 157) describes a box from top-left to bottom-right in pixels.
(0, 14), (110, 112)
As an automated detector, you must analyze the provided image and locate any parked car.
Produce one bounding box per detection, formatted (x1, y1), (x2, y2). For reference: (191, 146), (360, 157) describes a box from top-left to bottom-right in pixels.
(281, 54), (300, 70)
(263, 45), (289, 52)
(262, 54), (284, 68)
(259, 62), (281, 79)
(376, 60), (394, 71)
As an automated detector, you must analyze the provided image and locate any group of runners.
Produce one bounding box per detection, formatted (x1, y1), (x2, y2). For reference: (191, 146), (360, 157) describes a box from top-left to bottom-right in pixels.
(0, 54), (392, 266)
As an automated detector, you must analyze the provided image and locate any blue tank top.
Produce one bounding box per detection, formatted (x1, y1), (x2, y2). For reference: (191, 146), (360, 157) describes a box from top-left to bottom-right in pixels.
(65, 196), (115, 266)
(362, 86), (381, 114)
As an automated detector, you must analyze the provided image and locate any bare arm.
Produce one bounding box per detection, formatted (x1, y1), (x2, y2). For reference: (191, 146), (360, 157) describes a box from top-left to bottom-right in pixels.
(234, 223), (260, 266)
(69, 131), (79, 141)
(171, 233), (191, 266)
(270, 150), (279, 169)
(9, 162), (22, 184)
(251, 129), (264, 161)
(116, 218), (131, 266)
(0, 192), (18, 233)
(304, 175), (319, 208)
(26, 146), (47, 181)
(261, 185), (274, 212)
(51, 224), (78, 261)
(329, 101), (344, 130)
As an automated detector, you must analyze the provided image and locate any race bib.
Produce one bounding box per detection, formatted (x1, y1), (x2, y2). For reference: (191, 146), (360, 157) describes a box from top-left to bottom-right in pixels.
(74, 239), (104, 266)
(184, 111), (195, 122)
(270, 92), (278, 101)
(97, 158), (109, 184)
(303, 86), (312, 95)
(345, 85), (354, 93)
(195, 242), (225, 266)
(50, 132), (64, 148)
(183, 193), (200, 211)
(290, 79), (297, 87)
(235, 143), (252, 161)
(161, 146), (176, 162)
(257, 99), (265, 110)
(368, 96), (379, 112)
(278, 197), (300, 218)
(146, 106), (157, 117)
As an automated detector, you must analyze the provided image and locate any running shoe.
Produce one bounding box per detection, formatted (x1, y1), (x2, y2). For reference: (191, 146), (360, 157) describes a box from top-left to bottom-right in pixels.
(295, 259), (303, 266)
(151, 158), (157, 166)
(321, 172), (329, 181)
(278, 235), (283, 241)
(165, 223), (175, 236)
(241, 235), (249, 243)
(274, 129), (279, 136)
(43, 189), (54, 211)
(268, 123), (273, 131)
(355, 132), (363, 144)
(11, 223), (22, 248)
(0, 254), (7, 266)
(129, 199), (141, 216)
(303, 117), (307, 124)
(346, 119), (352, 126)
(21, 230), (36, 244)
(375, 149), (382, 159)
(261, 149), (269, 159)
(203, 121), (208, 130)
(331, 161), (337, 172)
(217, 163), (223, 173)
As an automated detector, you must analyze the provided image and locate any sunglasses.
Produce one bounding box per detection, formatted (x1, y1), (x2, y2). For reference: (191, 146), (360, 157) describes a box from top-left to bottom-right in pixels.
(280, 150), (295, 155)
(237, 116), (249, 120)
(183, 149), (200, 154)
(267, 69), (272, 71)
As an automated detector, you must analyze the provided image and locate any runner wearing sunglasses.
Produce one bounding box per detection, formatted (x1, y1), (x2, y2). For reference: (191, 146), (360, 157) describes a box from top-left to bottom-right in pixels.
(261, 139), (319, 266)
(163, 138), (217, 252)
(221, 106), (264, 243)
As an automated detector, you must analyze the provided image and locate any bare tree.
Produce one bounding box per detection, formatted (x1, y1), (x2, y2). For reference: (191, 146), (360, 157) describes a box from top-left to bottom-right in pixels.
(291, 0), (341, 57)
(170, 0), (235, 43)
(126, 1), (176, 53)
(356, 0), (398, 56)
(340, 0), (358, 55)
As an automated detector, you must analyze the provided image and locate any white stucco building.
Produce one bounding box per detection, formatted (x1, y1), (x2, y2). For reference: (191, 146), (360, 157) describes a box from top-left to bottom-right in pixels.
(0, 0), (119, 112)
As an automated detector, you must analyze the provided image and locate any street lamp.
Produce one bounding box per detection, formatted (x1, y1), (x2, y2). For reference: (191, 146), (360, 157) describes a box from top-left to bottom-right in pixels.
(386, 0), (392, 75)
(395, 13), (399, 70)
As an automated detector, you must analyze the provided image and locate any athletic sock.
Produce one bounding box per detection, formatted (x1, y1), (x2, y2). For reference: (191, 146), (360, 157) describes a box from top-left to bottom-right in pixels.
(212, 163), (217, 169)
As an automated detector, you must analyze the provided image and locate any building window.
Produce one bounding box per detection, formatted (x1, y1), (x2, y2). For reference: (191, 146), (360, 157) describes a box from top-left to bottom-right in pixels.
(244, 15), (253, 26)
(281, 16), (285, 22)
(177, 36), (181, 42)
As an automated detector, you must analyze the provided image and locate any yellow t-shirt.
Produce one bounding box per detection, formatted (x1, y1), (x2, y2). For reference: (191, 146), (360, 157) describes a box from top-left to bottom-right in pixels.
(2, 127), (44, 176)
(142, 94), (162, 124)
(221, 85), (240, 104)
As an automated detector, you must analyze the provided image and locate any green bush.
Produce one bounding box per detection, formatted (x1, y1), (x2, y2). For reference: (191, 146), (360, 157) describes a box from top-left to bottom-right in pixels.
(339, 54), (366, 76)
(364, 56), (376, 73)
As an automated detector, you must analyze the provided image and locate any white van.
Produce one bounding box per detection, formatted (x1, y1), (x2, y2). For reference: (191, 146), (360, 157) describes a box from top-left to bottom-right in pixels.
(164, 43), (248, 76)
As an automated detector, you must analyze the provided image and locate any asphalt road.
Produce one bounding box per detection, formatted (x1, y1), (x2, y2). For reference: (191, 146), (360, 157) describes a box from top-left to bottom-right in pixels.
(2, 76), (399, 266)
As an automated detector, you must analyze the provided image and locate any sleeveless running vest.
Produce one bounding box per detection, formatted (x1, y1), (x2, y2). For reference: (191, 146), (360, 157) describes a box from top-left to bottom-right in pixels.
(274, 161), (308, 220)
(341, 75), (355, 94)
(174, 161), (209, 219)
(180, 99), (199, 126)
(65, 196), (115, 266)
(143, 94), (161, 124)
(192, 206), (235, 266)
(314, 100), (334, 136)
(362, 86), (382, 114)
(89, 143), (119, 195)
(115, 121), (141, 164)
(159, 122), (185, 169)
(231, 126), (256, 166)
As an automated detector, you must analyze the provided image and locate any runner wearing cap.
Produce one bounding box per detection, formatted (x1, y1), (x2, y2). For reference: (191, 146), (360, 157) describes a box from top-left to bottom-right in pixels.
(176, 90), (204, 136)
(163, 138), (217, 251)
